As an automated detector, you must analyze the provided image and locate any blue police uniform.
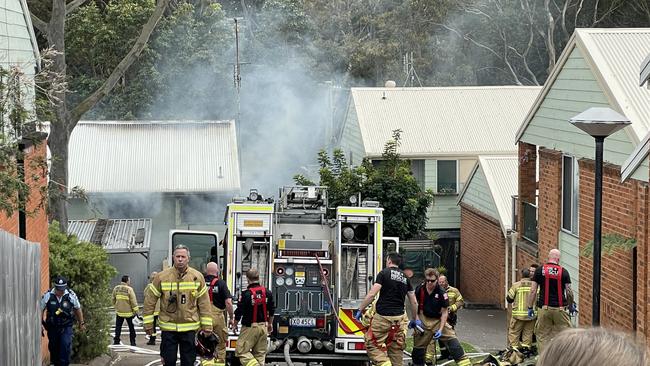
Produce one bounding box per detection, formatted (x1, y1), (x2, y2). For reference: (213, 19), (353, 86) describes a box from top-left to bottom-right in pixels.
(40, 278), (81, 366)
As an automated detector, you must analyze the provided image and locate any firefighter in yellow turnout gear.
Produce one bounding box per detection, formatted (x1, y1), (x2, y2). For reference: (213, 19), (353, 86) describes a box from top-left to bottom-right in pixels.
(426, 275), (464, 363)
(204, 262), (234, 366)
(112, 275), (139, 346)
(145, 271), (161, 345)
(412, 269), (470, 366)
(355, 253), (419, 366)
(231, 268), (275, 366)
(507, 268), (536, 350)
(143, 245), (213, 366)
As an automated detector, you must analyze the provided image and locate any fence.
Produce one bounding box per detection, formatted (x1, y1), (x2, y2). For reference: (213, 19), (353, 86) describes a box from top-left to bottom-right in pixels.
(0, 230), (41, 365)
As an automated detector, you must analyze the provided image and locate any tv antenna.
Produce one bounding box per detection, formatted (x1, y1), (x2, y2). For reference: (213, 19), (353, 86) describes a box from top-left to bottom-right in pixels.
(402, 52), (423, 87)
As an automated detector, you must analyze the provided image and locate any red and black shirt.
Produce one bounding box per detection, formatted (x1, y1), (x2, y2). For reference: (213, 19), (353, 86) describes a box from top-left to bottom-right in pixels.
(235, 283), (274, 326)
(533, 263), (571, 307)
(414, 283), (449, 319)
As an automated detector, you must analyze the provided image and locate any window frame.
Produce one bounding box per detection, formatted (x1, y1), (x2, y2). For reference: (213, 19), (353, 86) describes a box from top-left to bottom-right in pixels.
(561, 155), (579, 235)
(436, 159), (459, 194)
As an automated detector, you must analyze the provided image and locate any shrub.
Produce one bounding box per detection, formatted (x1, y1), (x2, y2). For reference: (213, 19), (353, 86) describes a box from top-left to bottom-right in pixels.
(48, 222), (117, 362)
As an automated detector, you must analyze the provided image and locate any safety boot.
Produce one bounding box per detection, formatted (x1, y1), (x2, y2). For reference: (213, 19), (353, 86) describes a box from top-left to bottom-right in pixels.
(147, 336), (156, 345)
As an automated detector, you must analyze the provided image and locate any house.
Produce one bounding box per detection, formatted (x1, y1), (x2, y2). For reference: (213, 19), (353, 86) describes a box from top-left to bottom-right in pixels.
(67, 120), (241, 296)
(514, 28), (650, 338)
(457, 156), (518, 307)
(337, 86), (541, 284)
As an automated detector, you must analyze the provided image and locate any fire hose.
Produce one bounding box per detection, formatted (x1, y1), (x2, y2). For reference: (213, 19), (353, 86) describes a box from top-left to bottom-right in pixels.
(314, 254), (368, 334)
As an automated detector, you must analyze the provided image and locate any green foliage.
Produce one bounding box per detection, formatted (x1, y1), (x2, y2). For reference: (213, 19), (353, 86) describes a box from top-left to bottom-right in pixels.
(436, 265), (447, 275)
(581, 233), (637, 258)
(296, 131), (434, 239)
(49, 223), (117, 362)
(0, 66), (47, 217)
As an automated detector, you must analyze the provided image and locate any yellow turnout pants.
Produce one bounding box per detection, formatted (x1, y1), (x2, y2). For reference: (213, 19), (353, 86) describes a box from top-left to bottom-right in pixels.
(236, 323), (267, 366)
(364, 313), (406, 366)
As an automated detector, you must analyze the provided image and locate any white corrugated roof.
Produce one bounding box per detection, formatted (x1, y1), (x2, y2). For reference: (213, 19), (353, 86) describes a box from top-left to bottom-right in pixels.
(69, 121), (240, 193)
(457, 155), (518, 236)
(509, 28), (650, 181)
(68, 218), (152, 253)
(350, 86), (541, 158)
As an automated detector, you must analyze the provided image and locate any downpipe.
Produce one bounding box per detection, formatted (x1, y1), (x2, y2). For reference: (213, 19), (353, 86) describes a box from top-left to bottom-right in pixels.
(284, 338), (295, 366)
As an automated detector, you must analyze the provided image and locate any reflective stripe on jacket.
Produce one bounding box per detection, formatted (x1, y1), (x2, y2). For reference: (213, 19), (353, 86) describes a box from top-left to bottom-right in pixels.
(142, 266), (213, 332)
(446, 286), (464, 312)
(112, 283), (138, 318)
(507, 279), (536, 320)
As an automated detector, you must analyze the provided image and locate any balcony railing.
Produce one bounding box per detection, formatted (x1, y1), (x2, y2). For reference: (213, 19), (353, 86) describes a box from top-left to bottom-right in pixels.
(512, 195), (538, 245)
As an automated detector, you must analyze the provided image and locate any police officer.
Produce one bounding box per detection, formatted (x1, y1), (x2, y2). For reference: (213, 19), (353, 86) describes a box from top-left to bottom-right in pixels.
(412, 268), (470, 366)
(205, 262), (234, 366)
(527, 249), (572, 355)
(507, 268), (535, 350)
(356, 252), (419, 366)
(231, 268), (275, 366)
(426, 274), (464, 363)
(143, 245), (213, 366)
(112, 275), (139, 346)
(40, 276), (85, 366)
(145, 271), (161, 345)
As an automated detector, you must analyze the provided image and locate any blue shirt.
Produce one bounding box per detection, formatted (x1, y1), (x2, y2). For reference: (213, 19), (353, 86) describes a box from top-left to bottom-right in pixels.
(40, 288), (81, 311)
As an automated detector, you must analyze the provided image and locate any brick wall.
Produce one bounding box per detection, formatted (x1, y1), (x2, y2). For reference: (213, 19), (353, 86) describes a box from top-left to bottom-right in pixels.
(460, 204), (506, 308)
(518, 142), (537, 233)
(537, 148), (563, 260)
(576, 160), (638, 331)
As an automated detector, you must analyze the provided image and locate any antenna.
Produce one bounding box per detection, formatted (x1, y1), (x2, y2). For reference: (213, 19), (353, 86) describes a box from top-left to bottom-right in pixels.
(402, 52), (423, 87)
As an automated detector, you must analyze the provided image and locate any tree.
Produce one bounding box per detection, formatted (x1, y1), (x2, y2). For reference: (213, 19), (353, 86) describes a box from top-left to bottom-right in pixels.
(49, 222), (117, 361)
(0, 64), (50, 217)
(295, 130), (434, 239)
(29, 0), (171, 231)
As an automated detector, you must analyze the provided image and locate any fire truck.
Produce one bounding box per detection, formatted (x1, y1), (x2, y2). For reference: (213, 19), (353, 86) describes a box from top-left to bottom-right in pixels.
(218, 186), (398, 365)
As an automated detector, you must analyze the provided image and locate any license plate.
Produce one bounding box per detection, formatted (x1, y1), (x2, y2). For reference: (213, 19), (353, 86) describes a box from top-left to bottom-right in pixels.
(290, 317), (316, 327)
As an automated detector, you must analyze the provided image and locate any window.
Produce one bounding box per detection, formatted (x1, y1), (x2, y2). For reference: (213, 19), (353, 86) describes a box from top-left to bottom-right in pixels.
(562, 155), (579, 234)
(437, 160), (457, 193)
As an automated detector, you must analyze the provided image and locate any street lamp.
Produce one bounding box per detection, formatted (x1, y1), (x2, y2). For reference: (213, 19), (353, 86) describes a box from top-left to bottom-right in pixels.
(569, 107), (631, 326)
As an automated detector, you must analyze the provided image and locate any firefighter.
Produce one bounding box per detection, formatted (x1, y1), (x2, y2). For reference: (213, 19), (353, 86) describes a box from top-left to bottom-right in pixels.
(355, 252), (419, 366)
(527, 249), (572, 355)
(412, 268), (471, 366)
(426, 274), (464, 363)
(143, 245), (213, 366)
(507, 268), (536, 351)
(204, 262), (234, 366)
(112, 275), (139, 346)
(40, 276), (86, 366)
(145, 271), (161, 345)
(231, 268), (275, 366)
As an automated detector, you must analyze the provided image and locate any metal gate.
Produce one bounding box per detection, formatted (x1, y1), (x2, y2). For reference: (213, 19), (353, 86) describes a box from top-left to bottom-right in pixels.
(0, 230), (42, 365)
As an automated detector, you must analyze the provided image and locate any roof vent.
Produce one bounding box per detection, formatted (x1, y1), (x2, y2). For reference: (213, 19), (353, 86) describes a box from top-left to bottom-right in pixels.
(384, 80), (396, 88)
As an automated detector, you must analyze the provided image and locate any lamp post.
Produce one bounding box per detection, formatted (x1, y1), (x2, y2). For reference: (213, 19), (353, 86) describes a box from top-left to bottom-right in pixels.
(569, 107), (630, 326)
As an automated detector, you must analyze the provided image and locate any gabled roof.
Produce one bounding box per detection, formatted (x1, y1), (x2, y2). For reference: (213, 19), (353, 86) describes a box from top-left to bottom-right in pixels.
(67, 218), (152, 253)
(516, 28), (650, 147)
(349, 86), (541, 158)
(457, 156), (518, 236)
(69, 121), (240, 193)
(623, 52), (650, 181)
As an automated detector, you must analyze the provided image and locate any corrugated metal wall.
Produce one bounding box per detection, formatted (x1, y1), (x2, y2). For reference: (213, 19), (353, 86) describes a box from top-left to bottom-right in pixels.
(0, 230), (41, 365)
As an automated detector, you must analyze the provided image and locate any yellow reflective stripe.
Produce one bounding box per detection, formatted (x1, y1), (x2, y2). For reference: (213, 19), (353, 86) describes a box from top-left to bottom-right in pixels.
(147, 284), (161, 297)
(116, 294), (130, 300)
(338, 207), (380, 215)
(159, 320), (200, 332)
(230, 204), (273, 212)
(378, 361), (391, 366)
(132, 306), (139, 311)
(153, 311), (159, 316)
(197, 286), (208, 297)
(161, 282), (174, 291)
(161, 282), (200, 291)
(116, 311), (135, 317)
(457, 359), (471, 366)
(201, 316), (212, 326)
(245, 359), (259, 366)
(143, 315), (154, 324)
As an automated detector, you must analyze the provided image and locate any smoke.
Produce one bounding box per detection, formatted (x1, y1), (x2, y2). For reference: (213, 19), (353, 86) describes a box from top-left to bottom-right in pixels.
(85, 192), (164, 218)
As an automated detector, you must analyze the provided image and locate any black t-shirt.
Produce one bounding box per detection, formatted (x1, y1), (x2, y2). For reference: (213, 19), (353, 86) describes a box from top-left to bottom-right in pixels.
(533, 263), (571, 307)
(205, 275), (232, 310)
(375, 266), (413, 316)
(234, 283), (275, 326)
(415, 283), (449, 318)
